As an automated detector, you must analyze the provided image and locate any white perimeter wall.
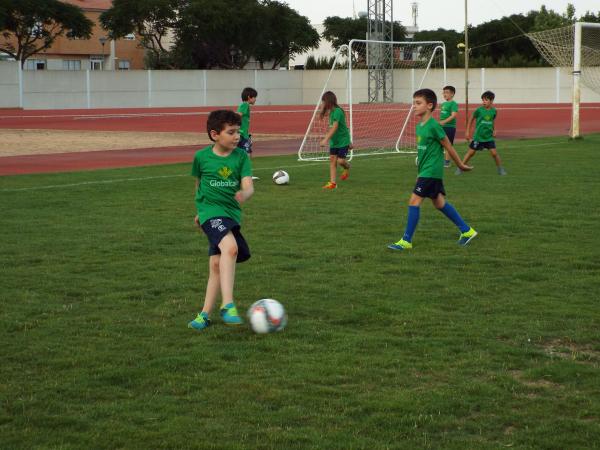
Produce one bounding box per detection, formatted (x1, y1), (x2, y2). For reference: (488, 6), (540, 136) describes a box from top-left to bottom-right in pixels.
(1, 61), (599, 109)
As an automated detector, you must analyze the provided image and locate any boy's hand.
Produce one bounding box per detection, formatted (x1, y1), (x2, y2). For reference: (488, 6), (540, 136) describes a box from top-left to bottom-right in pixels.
(235, 190), (246, 204)
(348, 143), (354, 150)
(493, 130), (496, 137)
(459, 163), (473, 172)
(465, 133), (470, 141)
(319, 138), (328, 147)
(194, 214), (200, 226)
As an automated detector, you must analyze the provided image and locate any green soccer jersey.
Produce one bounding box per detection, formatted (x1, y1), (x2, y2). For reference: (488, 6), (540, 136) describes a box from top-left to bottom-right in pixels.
(237, 102), (251, 139)
(328, 106), (351, 148)
(191, 145), (253, 224)
(472, 106), (497, 142)
(416, 116), (447, 179)
(440, 100), (459, 128)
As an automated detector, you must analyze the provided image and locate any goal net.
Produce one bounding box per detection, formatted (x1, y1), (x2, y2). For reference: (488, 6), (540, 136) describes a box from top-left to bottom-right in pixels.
(527, 22), (600, 137)
(298, 39), (446, 161)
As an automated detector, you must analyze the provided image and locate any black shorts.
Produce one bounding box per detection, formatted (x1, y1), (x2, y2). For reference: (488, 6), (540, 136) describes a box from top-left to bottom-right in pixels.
(443, 127), (456, 144)
(200, 217), (251, 263)
(329, 146), (349, 158)
(238, 135), (253, 154)
(413, 177), (446, 199)
(469, 140), (496, 151)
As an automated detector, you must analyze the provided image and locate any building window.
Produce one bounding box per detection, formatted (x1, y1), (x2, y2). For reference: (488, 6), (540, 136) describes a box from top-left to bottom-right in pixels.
(25, 59), (46, 70)
(123, 33), (136, 41)
(118, 60), (131, 70)
(62, 60), (81, 71)
(90, 56), (104, 70)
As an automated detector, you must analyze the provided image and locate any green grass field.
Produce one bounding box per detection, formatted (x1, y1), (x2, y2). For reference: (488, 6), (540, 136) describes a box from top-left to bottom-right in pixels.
(1, 135), (599, 449)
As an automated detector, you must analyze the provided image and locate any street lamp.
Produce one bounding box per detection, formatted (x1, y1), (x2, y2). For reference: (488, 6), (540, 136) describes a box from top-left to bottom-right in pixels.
(99, 36), (107, 70)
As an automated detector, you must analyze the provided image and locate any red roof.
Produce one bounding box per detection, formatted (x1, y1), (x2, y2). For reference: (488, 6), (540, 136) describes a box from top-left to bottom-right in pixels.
(61, 0), (112, 11)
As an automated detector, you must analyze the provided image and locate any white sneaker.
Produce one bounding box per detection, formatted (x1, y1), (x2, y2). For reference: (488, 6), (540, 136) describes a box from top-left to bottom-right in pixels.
(252, 176), (260, 180)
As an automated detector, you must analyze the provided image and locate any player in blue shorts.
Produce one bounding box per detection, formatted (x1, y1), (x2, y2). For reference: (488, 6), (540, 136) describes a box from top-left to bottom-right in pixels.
(388, 89), (477, 251)
(456, 90), (507, 175)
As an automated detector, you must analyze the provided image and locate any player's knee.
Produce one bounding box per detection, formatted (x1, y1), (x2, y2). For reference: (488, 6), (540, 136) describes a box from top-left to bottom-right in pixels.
(221, 242), (238, 259)
(209, 257), (220, 274)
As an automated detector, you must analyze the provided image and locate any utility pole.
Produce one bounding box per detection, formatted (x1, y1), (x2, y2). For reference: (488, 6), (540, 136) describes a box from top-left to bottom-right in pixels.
(464, 0), (469, 130)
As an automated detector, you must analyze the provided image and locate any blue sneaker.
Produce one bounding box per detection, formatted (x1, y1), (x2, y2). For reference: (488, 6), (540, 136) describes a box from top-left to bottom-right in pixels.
(188, 312), (211, 330)
(458, 228), (478, 246)
(388, 239), (413, 251)
(220, 303), (243, 325)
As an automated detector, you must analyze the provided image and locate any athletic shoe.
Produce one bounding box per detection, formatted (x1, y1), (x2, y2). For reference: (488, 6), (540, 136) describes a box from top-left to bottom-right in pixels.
(444, 160), (451, 168)
(220, 303), (243, 325)
(454, 168), (462, 175)
(188, 312), (211, 330)
(322, 181), (337, 189)
(498, 168), (507, 176)
(340, 169), (349, 181)
(252, 176), (260, 180)
(387, 239), (413, 251)
(458, 228), (478, 246)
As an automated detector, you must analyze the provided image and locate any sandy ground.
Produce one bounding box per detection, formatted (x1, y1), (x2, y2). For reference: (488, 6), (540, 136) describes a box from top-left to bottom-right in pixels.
(0, 129), (301, 156)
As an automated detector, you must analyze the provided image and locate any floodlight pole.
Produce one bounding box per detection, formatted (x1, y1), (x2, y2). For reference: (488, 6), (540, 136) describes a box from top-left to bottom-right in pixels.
(464, 0), (469, 130)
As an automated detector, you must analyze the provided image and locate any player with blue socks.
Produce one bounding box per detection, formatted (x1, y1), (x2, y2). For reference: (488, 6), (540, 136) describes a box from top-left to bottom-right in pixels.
(388, 88), (477, 251)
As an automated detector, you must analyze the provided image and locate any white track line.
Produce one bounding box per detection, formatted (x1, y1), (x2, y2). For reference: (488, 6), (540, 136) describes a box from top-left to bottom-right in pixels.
(0, 141), (570, 193)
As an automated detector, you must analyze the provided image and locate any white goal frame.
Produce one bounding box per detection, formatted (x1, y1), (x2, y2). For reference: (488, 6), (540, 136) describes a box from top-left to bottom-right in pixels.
(298, 39), (447, 161)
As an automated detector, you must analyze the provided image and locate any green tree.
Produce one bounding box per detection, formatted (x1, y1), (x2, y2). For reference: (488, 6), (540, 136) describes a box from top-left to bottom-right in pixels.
(252, 1), (319, 69)
(414, 28), (462, 68)
(0, 0), (93, 67)
(532, 4), (575, 32)
(100, 0), (180, 69)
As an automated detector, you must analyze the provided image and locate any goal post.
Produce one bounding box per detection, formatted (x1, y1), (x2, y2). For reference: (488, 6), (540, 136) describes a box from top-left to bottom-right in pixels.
(298, 40), (447, 161)
(527, 22), (600, 139)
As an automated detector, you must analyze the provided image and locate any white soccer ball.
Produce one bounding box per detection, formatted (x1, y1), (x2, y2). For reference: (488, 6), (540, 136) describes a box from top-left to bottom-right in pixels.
(272, 170), (290, 185)
(247, 299), (287, 334)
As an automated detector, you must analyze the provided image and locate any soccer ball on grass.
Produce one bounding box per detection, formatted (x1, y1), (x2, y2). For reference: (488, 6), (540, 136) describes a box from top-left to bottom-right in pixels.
(272, 170), (290, 185)
(247, 299), (287, 334)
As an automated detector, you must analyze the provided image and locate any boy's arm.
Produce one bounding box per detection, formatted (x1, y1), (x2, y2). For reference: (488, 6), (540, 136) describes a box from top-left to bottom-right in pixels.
(465, 114), (475, 140)
(441, 137), (472, 171)
(235, 176), (254, 204)
(439, 111), (457, 126)
(193, 178), (200, 225)
(320, 121), (339, 147)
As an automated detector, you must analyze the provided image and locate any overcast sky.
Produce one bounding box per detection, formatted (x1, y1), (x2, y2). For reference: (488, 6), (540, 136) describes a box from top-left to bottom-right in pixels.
(284, 0), (599, 31)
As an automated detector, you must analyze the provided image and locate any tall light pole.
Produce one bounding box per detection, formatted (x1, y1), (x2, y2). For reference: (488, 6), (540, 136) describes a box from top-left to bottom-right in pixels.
(464, 0), (469, 130)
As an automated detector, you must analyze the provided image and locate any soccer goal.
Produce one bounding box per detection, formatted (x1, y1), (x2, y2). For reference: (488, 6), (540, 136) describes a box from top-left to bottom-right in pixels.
(298, 39), (446, 161)
(527, 22), (600, 138)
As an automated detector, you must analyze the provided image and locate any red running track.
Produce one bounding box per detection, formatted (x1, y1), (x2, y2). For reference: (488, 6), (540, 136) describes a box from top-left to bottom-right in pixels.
(1, 103), (599, 175)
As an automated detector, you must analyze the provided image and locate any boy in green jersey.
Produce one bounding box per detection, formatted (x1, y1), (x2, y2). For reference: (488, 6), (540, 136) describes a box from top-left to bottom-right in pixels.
(236, 87), (258, 158)
(188, 110), (254, 331)
(388, 89), (477, 251)
(439, 85), (459, 167)
(456, 90), (507, 175)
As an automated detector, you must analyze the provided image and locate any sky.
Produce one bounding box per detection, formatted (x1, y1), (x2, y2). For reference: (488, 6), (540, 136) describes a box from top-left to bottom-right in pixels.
(283, 0), (600, 31)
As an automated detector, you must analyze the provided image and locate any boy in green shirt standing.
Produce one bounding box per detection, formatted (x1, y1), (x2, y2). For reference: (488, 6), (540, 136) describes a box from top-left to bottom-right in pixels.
(456, 90), (507, 175)
(236, 87), (258, 158)
(188, 110), (254, 331)
(439, 85), (459, 168)
(388, 89), (477, 251)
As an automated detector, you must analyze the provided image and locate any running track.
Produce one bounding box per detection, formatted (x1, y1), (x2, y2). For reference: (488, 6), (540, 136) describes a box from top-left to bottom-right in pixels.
(1, 103), (600, 175)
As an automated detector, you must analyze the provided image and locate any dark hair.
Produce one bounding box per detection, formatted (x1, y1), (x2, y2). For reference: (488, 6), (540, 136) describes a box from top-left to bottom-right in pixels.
(206, 110), (241, 141)
(320, 91), (341, 119)
(443, 85), (456, 94)
(241, 87), (258, 101)
(481, 90), (495, 101)
(413, 88), (437, 111)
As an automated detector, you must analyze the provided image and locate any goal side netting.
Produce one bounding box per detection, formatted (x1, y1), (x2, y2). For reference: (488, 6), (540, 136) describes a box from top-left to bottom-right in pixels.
(298, 40), (446, 161)
(527, 22), (600, 137)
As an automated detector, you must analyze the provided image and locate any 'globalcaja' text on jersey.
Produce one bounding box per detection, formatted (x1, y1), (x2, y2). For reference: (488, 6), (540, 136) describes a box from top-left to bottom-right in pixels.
(191, 145), (253, 224)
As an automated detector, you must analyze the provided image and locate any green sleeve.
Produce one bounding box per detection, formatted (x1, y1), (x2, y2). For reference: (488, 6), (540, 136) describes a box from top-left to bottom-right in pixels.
(237, 102), (248, 114)
(240, 151), (253, 178)
(191, 154), (201, 177)
(452, 102), (459, 112)
(433, 121), (447, 140)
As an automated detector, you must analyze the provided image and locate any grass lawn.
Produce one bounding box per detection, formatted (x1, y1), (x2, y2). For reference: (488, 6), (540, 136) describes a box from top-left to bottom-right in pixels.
(1, 134), (599, 449)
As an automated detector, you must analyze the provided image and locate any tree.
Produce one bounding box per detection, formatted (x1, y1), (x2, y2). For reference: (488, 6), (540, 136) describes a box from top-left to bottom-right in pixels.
(323, 16), (406, 50)
(414, 28), (462, 68)
(252, 1), (319, 69)
(0, 0), (93, 67)
(100, 0), (180, 69)
(531, 4), (575, 32)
